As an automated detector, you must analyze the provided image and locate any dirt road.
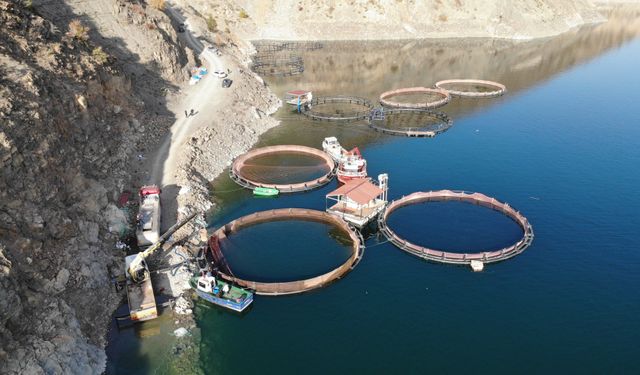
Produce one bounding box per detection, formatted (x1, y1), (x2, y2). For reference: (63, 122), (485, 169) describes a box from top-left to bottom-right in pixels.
(149, 6), (224, 186)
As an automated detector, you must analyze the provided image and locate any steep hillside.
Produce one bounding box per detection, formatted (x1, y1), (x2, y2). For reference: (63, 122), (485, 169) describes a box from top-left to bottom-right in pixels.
(0, 1), (189, 373)
(182, 0), (606, 40)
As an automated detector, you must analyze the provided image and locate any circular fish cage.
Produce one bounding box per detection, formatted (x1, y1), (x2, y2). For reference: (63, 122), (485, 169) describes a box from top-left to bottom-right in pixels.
(230, 145), (336, 193)
(251, 55), (304, 76)
(378, 190), (534, 265)
(368, 108), (453, 137)
(434, 79), (507, 98)
(302, 96), (374, 122)
(211, 208), (364, 295)
(379, 87), (451, 110)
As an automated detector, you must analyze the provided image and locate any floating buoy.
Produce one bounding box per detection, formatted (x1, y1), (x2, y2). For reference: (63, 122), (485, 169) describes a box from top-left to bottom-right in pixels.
(470, 260), (484, 272)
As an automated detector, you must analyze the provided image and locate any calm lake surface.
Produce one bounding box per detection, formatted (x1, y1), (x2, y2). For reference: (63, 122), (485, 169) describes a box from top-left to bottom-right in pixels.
(107, 9), (640, 374)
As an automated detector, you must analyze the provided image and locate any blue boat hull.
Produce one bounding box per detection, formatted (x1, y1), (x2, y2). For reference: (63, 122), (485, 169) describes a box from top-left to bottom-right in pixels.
(194, 289), (253, 312)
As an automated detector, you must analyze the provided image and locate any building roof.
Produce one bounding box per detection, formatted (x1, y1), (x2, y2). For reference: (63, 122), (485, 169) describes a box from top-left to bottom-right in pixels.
(286, 89), (309, 96)
(327, 179), (383, 205)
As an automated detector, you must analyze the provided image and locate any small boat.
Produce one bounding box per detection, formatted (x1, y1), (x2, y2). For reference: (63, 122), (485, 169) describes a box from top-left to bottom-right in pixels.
(337, 150), (368, 184)
(322, 137), (344, 162)
(322, 137), (368, 184)
(253, 187), (279, 197)
(190, 273), (253, 313)
(284, 90), (312, 112)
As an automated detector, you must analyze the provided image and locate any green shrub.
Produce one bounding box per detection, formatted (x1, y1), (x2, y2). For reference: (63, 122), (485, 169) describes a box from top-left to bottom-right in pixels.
(206, 15), (217, 31)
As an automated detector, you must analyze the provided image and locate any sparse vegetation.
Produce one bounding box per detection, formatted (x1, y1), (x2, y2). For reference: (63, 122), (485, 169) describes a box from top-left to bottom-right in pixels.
(239, 9), (249, 19)
(67, 20), (90, 41)
(206, 15), (217, 32)
(92, 47), (109, 65)
(149, 0), (165, 10)
(24, 0), (33, 10)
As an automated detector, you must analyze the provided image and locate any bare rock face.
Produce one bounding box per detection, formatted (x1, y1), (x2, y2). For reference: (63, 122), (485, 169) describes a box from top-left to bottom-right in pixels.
(0, 1), (188, 373)
(200, 0), (606, 40)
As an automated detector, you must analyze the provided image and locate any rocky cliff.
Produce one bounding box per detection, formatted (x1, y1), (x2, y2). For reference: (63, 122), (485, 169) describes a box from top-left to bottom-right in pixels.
(187, 0), (606, 40)
(0, 1), (189, 373)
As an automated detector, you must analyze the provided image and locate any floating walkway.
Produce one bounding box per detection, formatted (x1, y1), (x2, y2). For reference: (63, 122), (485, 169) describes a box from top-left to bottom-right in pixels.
(209, 208), (364, 295)
(302, 96), (373, 122)
(230, 145), (336, 193)
(368, 108), (453, 137)
(378, 190), (534, 265)
(379, 87), (451, 110)
(435, 79), (507, 98)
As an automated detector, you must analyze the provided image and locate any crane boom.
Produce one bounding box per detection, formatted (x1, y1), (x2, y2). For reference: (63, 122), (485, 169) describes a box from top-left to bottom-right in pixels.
(127, 212), (200, 283)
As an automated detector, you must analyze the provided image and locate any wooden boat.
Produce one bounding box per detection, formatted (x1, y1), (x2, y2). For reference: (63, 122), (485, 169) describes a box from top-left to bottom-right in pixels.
(190, 273), (253, 313)
(253, 187), (279, 197)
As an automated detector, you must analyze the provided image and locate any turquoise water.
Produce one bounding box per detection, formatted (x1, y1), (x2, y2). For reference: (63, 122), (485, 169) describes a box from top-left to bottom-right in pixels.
(106, 17), (640, 374)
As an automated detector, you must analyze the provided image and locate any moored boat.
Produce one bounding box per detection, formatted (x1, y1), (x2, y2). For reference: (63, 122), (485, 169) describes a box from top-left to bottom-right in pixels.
(190, 273), (253, 313)
(284, 90), (312, 112)
(322, 137), (368, 183)
(253, 187), (279, 197)
(337, 152), (368, 184)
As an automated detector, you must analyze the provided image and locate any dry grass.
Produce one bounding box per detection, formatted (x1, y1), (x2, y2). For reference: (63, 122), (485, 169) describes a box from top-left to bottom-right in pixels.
(67, 20), (90, 41)
(149, 0), (165, 10)
(92, 47), (109, 65)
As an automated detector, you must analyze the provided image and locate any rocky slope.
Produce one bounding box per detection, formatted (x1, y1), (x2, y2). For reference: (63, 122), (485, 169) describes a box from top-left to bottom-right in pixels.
(0, 1), (190, 373)
(182, 0), (607, 40)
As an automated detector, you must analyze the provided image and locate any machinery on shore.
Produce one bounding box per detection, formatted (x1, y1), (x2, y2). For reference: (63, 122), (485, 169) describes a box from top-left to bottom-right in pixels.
(125, 211), (200, 323)
(136, 186), (161, 246)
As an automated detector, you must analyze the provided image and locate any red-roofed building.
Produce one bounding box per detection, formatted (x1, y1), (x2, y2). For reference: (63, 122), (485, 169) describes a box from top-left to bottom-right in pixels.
(326, 174), (388, 228)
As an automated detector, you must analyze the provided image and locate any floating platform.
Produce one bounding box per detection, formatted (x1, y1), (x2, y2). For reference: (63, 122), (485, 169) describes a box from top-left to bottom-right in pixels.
(302, 96), (373, 122)
(435, 79), (507, 98)
(378, 190), (534, 265)
(326, 174), (389, 229)
(368, 108), (453, 138)
(205, 208), (364, 296)
(379, 87), (451, 110)
(230, 145), (336, 193)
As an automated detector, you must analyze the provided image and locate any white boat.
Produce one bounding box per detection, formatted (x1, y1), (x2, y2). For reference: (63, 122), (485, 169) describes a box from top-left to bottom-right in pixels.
(337, 151), (367, 184)
(322, 137), (368, 183)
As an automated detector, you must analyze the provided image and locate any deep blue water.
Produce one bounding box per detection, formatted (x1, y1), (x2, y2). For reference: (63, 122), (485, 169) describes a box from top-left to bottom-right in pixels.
(199, 37), (640, 374)
(386, 201), (524, 252)
(106, 21), (640, 374)
(220, 220), (353, 282)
